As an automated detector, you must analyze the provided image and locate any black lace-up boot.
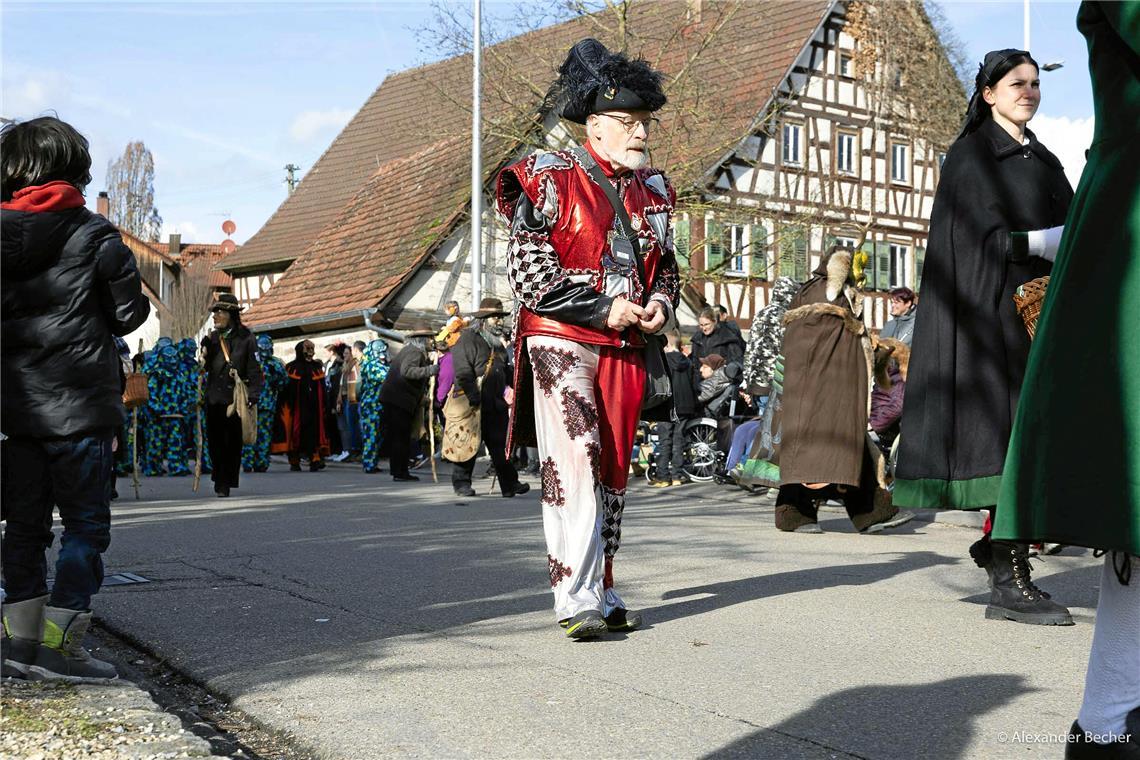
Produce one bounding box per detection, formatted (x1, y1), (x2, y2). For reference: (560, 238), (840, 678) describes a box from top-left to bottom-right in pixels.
(986, 541), (1073, 625)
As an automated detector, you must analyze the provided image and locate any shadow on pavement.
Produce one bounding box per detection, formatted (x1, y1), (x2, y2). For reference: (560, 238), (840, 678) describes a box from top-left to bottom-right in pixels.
(704, 674), (1033, 760)
(645, 551), (957, 626)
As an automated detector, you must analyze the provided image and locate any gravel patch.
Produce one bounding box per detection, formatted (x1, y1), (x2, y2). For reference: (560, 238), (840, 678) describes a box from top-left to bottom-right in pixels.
(1, 679), (225, 759)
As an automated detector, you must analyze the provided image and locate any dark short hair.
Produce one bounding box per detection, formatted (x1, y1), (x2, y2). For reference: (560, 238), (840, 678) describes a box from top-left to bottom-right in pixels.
(715, 304), (728, 316)
(0, 117), (93, 201)
(353, 340), (366, 352)
(889, 287), (916, 303)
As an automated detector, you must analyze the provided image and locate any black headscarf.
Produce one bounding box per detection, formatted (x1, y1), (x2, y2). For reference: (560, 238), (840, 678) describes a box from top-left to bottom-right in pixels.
(957, 48), (1039, 141)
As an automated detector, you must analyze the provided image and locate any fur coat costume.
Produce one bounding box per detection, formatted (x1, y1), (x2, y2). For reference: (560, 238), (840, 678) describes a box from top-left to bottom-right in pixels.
(776, 248), (874, 488)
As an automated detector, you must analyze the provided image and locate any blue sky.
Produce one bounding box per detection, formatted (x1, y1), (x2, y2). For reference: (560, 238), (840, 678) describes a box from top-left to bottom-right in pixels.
(2, 1), (1093, 246)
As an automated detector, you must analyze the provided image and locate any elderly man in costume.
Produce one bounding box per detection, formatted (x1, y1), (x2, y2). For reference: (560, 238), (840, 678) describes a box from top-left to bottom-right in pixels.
(496, 38), (679, 639)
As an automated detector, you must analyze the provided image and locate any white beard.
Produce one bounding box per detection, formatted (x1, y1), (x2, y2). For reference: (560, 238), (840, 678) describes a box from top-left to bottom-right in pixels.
(614, 148), (648, 171)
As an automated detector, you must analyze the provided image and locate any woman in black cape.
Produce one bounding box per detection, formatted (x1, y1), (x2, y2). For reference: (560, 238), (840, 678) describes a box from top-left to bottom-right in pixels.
(893, 49), (1074, 625)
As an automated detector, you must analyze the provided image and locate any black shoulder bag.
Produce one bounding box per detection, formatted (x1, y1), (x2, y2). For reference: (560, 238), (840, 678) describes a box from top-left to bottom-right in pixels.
(576, 148), (672, 411)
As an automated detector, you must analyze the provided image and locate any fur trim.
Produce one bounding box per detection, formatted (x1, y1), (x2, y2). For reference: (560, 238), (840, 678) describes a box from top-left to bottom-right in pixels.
(876, 337), (910, 381)
(866, 433), (891, 489)
(783, 302), (866, 337)
(826, 249), (853, 302)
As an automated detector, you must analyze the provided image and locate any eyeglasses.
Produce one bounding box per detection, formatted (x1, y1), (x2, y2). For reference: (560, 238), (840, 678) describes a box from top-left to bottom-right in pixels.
(597, 112), (660, 134)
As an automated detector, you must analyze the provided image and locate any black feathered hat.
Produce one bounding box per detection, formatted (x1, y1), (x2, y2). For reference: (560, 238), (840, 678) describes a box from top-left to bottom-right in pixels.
(548, 38), (667, 125)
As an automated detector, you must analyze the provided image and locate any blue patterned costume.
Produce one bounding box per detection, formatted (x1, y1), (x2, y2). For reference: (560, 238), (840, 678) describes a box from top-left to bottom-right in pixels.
(242, 335), (287, 472)
(359, 339), (389, 473)
(140, 337), (191, 476)
(175, 338), (210, 474)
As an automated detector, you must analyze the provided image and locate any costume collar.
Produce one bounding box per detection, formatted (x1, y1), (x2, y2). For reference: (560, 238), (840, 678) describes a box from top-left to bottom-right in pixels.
(1, 181), (86, 212)
(982, 118), (1044, 160)
(585, 141), (626, 178)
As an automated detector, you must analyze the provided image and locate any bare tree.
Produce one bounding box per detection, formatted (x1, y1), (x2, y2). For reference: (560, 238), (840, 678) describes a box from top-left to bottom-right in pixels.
(106, 141), (163, 241)
(165, 266), (213, 340)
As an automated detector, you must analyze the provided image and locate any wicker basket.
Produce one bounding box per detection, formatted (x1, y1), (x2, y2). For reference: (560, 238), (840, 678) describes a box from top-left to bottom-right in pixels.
(123, 372), (150, 409)
(1013, 276), (1050, 340)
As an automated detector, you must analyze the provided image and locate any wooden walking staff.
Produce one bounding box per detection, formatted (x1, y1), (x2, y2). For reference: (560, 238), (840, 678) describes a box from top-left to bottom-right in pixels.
(132, 339), (143, 500)
(193, 349), (205, 492)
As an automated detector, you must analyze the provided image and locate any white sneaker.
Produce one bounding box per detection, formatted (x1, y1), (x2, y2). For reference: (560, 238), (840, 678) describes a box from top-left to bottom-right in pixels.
(331, 451), (349, 462)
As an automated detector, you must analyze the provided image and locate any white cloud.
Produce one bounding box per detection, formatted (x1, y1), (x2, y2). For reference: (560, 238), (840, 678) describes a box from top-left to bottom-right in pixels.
(289, 108), (353, 143)
(1032, 114), (1095, 189)
(161, 221), (202, 242)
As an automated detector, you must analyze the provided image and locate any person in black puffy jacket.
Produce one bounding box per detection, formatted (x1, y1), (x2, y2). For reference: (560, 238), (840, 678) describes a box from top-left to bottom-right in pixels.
(1, 117), (150, 682)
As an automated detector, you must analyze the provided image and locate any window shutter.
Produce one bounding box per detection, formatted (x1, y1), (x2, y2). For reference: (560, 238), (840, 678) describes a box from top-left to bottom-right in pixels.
(875, 242), (891, 291)
(674, 219), (691, 268)
(705, 218), (724, 271)
(915, 245), (926, 290)
(794, 229), (809, 281)
(749, 224), (768, 277)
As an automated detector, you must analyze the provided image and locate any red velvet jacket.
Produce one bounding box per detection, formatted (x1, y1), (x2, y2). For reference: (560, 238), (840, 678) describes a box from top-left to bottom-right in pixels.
(495, 143), (680, 348)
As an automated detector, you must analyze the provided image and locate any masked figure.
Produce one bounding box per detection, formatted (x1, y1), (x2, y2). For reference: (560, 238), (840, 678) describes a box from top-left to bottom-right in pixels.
(358, 339), (390, 474)
(274, 340), (329, 471)
(242, 334), (287, 473)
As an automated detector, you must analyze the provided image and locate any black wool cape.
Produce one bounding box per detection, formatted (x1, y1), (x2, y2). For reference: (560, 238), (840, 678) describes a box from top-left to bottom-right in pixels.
(894, 118), (1073, 509)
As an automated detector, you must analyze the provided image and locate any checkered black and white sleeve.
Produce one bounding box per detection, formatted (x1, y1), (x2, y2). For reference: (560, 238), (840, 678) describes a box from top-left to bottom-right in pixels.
(506, 193), (613, 329)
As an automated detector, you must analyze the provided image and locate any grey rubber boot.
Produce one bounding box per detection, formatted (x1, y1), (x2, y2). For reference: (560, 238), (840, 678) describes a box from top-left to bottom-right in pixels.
(985, 542), (1073, 626)
(2, 594), (47, 678)
(29, 606), (118, 682)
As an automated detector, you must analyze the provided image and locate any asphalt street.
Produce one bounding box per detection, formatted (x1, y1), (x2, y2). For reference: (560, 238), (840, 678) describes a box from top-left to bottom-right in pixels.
(91, 460), (1100, 759)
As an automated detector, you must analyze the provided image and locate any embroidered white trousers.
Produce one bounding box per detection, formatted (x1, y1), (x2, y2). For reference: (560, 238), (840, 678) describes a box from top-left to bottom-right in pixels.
(527, 335), (645, 621)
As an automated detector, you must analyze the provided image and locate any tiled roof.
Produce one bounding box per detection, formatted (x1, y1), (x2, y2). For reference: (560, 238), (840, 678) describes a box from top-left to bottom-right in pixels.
(242, 136), (473, 329)
(232, 0), (833, 327)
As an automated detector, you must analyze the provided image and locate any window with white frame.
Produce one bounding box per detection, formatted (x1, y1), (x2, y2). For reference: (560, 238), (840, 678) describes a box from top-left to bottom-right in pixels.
(836, 131), (857, 175)
(782, 123), (802, 165)
(889, 243), (911, 288)
(891, 142), (909, 183)
(724, 224), (746, 275)
(839, 53), (853, 78)
(834, 235), (858, 250)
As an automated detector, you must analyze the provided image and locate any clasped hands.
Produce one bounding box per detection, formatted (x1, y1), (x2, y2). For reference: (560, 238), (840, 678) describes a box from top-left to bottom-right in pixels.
(606, 297), (666, 333)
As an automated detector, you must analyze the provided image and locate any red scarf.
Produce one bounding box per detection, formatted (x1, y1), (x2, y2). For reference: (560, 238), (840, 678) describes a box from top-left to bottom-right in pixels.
(2, 181), (86, 213)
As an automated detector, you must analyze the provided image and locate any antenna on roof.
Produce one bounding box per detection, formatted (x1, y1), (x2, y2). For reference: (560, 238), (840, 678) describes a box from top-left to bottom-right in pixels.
(284, 164), (301, 195)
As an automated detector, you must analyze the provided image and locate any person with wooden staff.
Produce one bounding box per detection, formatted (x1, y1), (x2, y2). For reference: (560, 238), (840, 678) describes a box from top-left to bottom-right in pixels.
(443, 297), (528, 499)
(200, 293), (262, 498)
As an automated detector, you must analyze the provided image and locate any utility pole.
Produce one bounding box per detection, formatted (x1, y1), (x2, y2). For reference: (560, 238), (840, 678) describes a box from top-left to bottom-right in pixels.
(469, 0), (483, 313)
(1024, 0), (1030, 50)
(284, 164), (300, 195)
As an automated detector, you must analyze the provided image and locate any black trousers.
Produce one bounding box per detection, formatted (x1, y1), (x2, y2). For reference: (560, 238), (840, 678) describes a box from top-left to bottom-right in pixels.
(385, 408), (413, 478)
(654, 419), (686, 480)
(452, 429), (519, 495)
(778, 445), (878, 520)
(206, 403), (243, 490)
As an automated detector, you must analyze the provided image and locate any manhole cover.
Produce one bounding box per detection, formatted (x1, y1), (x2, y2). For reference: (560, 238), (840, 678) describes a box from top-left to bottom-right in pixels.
(102, 572), (151, 587)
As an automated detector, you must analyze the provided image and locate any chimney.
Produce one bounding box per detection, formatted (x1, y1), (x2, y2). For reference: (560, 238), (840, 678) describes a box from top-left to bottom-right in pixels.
(168, 232), (181, 257)
(96, 191), (109, 218)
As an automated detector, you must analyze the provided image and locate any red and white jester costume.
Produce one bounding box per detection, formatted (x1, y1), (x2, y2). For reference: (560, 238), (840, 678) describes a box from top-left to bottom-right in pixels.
(497, 138), (679, 628)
